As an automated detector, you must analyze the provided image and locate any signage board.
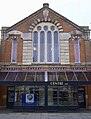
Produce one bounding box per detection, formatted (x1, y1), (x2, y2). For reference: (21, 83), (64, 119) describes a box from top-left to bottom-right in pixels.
(26, 94), (34, 103)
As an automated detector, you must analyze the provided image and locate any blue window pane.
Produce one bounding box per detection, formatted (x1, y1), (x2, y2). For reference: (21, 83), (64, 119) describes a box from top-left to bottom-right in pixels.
(50, 26), (55, 31)
(33, 31), (38, 44)
(40, 31), (45, 62)
(44, 25), (48, 31)
(74, 39), (80, 63)
(37, 26), (41, 31)
(12, 39), (17, 62)
(54, 31), (58, 44)
(33, 31), (38, 62)
(74, 38), (78, 44)
(54, 31), (59, 62)
(47, 31), (52, 62)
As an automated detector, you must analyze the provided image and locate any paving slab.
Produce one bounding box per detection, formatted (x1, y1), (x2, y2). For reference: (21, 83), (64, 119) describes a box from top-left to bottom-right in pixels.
(0, 111), (91, 119)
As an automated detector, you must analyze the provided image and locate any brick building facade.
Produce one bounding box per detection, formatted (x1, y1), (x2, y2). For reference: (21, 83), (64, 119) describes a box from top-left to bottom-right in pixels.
(0, 3), (91, 111)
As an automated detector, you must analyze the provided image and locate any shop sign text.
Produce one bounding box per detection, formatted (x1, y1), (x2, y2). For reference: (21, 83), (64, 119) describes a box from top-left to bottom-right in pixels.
(50, 82), (64, 86)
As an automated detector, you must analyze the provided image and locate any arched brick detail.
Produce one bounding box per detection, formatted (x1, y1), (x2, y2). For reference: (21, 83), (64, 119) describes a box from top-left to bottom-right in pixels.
(29, 18), (63, 32)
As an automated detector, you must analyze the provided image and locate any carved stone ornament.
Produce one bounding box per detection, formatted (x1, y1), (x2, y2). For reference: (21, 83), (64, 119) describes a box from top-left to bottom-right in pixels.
(43, 9), (49, 19)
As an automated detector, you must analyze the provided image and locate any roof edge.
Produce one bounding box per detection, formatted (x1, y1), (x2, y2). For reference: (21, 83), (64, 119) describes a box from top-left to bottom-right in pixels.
(5, 4), (85, 33)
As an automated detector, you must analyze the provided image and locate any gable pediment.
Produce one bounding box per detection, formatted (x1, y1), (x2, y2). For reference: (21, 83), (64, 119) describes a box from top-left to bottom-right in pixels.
(6, 3), (83, 33)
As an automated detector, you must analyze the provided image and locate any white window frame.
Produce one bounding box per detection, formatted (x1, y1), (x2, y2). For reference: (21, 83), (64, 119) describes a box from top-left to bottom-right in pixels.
(32, 22), (60, 64)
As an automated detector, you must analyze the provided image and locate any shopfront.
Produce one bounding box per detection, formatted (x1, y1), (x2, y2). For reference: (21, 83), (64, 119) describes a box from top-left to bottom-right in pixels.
(6, 82), (86, 111)
(0, 71), (90, 111)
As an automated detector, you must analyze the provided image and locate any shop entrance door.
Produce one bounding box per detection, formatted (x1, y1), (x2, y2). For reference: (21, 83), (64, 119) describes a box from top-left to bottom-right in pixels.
(6, 86), (15, 109)
(78, 87), (86, 108)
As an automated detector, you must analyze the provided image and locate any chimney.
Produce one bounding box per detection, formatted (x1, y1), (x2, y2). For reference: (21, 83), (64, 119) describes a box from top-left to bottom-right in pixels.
(43, 3), (49, 8)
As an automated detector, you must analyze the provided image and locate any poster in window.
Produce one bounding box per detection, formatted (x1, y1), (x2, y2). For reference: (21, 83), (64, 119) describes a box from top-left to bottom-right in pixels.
(26, 94), (34, 103)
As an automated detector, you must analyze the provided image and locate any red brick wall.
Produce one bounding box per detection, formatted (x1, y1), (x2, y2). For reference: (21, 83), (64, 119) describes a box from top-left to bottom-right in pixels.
(85, 41), (91, 62)
(0, 85), (7, 106)
(0, 8), (91, 65)
(69, 38), (90, 64)
(80, 40), (86, 63)
(1, 35), (23, 64)
(0, 40), (5, 62)
(1, 34), (91, 64)
(17, 36), (23, 63)
(85, 85), (91, 108)
(4, 37), (12, 63)
(69, 38), (74, 64)
(8, 9), (77, 33)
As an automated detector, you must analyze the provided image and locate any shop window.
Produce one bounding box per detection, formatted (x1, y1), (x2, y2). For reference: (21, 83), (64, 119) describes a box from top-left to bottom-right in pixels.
(11, 39), (17, 63)
(15, 86), (45, 106)
(74, 39), (80, 63)
(48, 86), (78, 106)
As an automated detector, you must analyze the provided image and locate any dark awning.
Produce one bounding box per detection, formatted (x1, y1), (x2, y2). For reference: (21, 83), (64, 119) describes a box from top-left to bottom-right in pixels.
(0, 71), (91, 84)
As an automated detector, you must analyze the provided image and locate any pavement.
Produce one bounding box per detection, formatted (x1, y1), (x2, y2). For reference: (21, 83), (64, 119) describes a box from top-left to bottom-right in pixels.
(0, 111), (91, 119)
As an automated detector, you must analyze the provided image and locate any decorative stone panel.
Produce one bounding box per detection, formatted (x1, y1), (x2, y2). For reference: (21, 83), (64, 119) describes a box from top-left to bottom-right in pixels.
(59, 33), (71, 64)
(22, 40), (32, 64)
(59, 33), (71, 39)
(22, 33), (32, 40)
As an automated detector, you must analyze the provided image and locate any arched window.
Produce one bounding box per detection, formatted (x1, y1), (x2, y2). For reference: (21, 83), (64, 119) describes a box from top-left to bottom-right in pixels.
(11, 39), (17, 63)
(74, 39), (80, 63)
(33, 22), (59, 63)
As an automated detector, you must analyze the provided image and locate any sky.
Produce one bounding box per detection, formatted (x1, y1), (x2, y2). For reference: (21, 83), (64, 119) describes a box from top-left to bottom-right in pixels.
(0, 0), (91, 38)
